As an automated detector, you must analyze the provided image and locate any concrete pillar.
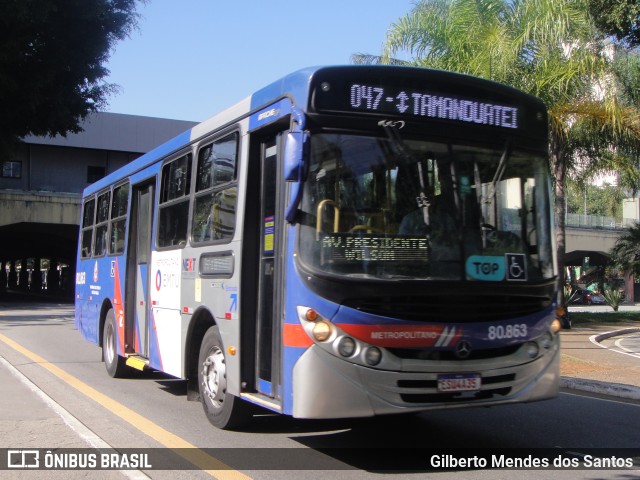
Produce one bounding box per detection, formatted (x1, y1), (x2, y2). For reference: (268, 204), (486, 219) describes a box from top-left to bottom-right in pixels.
(0, 260), (6, 292)
(18, 259), (29, 291)
(48, 259), (60, 293)
(31, 258), (42, 293)
(8, 260), (17, 289)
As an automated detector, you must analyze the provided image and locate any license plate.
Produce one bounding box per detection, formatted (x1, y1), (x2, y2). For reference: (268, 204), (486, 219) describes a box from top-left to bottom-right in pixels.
(437, 374), (481, 392)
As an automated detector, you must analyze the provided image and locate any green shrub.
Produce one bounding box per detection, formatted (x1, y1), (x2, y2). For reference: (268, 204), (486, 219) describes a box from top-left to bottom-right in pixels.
(602, 288), (623, 311)
(564, 285), (579, 306)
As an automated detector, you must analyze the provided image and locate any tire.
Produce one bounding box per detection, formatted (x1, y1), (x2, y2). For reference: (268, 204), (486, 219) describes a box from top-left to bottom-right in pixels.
(198, 326), (252, 430)
(103, 308), (128, 378)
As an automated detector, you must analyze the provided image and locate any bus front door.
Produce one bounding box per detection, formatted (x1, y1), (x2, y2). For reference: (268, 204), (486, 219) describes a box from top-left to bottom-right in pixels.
(255, 137), (283, 400)
(125, 181), (154, 358)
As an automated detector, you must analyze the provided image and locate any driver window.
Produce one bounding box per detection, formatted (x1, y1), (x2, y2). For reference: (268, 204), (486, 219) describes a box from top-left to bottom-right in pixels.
(192, 132), (239, 243)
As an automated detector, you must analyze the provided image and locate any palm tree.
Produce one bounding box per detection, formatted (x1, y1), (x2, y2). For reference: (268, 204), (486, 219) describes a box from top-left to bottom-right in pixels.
(610, 223), (640, 277)
(353, 0), (640, 300)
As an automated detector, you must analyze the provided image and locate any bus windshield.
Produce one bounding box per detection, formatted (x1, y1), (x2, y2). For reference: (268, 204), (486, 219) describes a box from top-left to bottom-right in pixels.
(298, 132), (554, 282)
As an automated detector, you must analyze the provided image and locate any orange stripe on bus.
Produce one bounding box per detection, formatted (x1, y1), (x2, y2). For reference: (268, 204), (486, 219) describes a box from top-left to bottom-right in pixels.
(283, 323), (313, 348)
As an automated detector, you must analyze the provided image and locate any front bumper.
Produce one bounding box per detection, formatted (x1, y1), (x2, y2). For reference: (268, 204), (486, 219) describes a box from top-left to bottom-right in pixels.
(291, 338), (560, 419)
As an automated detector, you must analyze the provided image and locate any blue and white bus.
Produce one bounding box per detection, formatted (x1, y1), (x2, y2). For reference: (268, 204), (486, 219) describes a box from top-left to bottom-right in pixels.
(75, 65), (560, 429)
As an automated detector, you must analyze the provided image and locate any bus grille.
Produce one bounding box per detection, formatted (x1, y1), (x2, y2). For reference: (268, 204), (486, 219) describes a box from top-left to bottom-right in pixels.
(388, 344), (520, 361)
(400, 387), (512, 403)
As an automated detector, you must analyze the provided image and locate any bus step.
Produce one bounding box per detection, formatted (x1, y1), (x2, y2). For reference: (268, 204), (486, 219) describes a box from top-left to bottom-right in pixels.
(125, 356), (148, 371)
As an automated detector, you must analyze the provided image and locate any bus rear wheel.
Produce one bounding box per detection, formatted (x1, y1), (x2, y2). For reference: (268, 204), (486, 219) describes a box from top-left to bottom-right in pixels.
(103, 308), (127, 378)
(198, 326), (252, 430)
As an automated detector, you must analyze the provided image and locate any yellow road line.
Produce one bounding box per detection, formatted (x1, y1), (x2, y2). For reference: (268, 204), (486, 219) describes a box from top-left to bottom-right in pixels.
(0, 332), (252, 480)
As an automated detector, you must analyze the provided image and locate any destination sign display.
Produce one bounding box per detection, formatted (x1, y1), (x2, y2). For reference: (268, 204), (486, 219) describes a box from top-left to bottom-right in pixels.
(320, 234), (429, 264)
(349, 83), (518, 128)
(313, 74), (521, 130)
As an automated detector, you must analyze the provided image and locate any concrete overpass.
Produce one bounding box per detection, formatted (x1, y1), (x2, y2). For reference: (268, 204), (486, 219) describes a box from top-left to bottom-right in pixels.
(566, 226), (621, 259)
(563, 212), (635, 267)
(565, 211), (630, 252)
(0, 191), (80, 296)
(563, 215), (636, 301)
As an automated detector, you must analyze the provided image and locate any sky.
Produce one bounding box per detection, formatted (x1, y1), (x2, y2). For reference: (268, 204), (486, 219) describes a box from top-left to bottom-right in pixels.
(104, 0), (416, 122)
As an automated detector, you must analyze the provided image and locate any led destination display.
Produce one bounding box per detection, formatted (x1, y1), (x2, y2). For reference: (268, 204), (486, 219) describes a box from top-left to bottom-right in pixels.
(348, 84), (518, 129)
(312, 68), (531, 131)
(320, 234), (429, 264)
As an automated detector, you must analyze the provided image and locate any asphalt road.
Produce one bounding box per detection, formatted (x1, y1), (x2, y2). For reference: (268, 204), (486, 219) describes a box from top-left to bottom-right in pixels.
(1, 302), (639, 480)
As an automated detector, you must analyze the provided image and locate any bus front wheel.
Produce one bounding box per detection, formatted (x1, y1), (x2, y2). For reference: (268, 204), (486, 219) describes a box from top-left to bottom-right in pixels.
(198, 326), (252, 430)
(103, 308), (127, 378)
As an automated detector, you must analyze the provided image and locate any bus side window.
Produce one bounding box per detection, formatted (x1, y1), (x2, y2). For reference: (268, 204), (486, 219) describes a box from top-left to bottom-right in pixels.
(158, 154), (192, 248)
(109, 183), (129, 255)
(80, 198), (95, 259)
(93, 190), (111, 257)
(192, 133), (238, 243)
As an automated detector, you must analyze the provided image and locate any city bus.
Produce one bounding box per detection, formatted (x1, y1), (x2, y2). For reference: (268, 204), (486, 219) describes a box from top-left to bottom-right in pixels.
(75, 65), (560, 430)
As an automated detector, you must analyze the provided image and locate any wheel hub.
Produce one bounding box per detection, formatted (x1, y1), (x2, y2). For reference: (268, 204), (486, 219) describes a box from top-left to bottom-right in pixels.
(201, 347), (226, 409)
(105, 323), (115, 364)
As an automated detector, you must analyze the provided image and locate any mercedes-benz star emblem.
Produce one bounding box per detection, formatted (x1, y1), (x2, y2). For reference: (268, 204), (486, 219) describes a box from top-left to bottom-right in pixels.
(455, 341), (472, 359)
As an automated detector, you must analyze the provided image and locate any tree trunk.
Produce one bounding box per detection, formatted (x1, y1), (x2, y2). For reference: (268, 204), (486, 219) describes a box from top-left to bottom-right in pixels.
(551, 131), (567, 306)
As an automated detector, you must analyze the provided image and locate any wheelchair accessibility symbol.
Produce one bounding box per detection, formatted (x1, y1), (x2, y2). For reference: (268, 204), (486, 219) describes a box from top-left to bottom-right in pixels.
(506, 253), (527, 281)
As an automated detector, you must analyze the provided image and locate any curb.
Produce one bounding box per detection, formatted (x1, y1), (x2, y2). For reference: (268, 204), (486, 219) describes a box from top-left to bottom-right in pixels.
(560, 376), (640, 401)
(561, 327), (640, 401)
(591, 327), (640, 342)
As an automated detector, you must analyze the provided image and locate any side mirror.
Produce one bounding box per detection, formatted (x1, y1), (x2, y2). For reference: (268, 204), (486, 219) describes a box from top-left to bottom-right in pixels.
(284, 107), (307, 181)
(284, 109), (308, 223)
(284, 130), (307, 181)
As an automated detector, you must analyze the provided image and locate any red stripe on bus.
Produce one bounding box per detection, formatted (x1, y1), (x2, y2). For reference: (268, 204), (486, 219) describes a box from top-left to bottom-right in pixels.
(283, 324), (313, 348)
(338, 324), (462, 348)
(113, 260), (126, 355)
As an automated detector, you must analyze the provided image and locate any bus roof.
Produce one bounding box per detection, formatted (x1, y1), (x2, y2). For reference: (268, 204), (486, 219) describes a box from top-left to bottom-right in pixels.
(81, 65), (545, 197)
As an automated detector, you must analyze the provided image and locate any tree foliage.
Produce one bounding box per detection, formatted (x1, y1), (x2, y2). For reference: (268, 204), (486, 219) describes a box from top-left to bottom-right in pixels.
(0, 0), (141, 152)
(610, 223), (640, 277)
(588, 0), (640, 48)
(566, 180), (624, 219)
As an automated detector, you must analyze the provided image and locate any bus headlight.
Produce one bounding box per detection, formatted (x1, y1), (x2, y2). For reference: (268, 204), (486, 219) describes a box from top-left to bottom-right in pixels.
(364, 347), (382, 366)
(337, 337), (356, 357)
(297, 306), (388, 368)
(312, 321), (332, 342)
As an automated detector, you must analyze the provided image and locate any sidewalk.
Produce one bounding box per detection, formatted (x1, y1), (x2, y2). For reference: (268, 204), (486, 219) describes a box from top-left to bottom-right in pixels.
(0, 356), (129, 478)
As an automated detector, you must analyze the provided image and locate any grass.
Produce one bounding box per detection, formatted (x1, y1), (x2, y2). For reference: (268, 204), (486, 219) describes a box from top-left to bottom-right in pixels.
(569, 310), (640, 325)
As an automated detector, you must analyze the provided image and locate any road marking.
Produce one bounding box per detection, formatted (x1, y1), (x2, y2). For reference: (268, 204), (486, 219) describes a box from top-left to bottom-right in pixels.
(561, 391), (640, 405)
(614, 335), (640, 357)
(590, 332), (640, 360)
(0, 333), (252, 480)
(0, 355), (150, 479)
